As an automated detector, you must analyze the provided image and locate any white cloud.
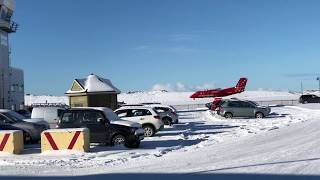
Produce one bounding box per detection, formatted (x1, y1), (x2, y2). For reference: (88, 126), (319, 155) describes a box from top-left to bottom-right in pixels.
(195, 83), (216, 90)
(151, 82), (215, 92)
(151, 83), (173, 92)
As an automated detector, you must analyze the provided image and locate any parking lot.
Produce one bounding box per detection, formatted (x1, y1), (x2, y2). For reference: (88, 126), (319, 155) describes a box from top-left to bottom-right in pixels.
(0, 104), (318, 176)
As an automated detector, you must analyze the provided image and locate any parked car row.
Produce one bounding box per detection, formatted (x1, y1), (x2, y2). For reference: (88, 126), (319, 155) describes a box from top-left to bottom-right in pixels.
(0, 103), (179, 149)
(118, 103), (179, 125)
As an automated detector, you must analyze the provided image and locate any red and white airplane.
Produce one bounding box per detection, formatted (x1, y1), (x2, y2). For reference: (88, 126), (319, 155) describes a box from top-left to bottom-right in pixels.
(190, 77), (248, 99)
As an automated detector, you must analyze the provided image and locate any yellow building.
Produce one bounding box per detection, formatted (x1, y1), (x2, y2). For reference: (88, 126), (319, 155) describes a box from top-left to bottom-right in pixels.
(66, 74), (121, 110)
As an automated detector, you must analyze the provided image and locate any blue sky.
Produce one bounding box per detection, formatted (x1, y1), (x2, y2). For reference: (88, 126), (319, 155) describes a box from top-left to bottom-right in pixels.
(9, 0), (320, 95)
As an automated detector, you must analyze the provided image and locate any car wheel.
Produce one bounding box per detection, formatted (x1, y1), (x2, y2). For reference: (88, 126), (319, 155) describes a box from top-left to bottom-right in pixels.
(224, 112), (233, 119)
(162, 117), (172, 126)
(143, 125), (155, 137)
(111, 134), (126, 146)
(255, 112), (264, 119)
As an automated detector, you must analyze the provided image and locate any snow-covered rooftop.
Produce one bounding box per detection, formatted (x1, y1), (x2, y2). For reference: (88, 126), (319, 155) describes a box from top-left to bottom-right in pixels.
(67, 74), (121, 94)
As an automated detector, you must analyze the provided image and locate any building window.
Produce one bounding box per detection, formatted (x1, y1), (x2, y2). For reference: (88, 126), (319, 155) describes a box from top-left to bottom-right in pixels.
(19, 85), (23, 92)
(0, 6), (12, 21)
(73, 103), (84, 107)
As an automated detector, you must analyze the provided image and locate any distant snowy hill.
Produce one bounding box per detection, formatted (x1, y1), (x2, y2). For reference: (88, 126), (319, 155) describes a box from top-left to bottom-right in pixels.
(25, 90), (300, 106)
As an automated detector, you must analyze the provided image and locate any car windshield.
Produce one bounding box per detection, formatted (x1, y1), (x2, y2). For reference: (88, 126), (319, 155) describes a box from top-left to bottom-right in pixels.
(104, 110), (121, 122)
(154, 107), (169, 113)
(220, 101), (228, 107)
(248, 101), (259, 106)
(168, 106), (177, 112)
(3, 111), (25, 123)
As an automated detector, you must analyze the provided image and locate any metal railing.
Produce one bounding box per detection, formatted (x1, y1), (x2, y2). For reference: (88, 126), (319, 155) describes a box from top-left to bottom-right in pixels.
(0, 19), (18, 32)
(173, 104), (208, 111)
(255, 100), (299, 106)
(31, 103), (69, 108)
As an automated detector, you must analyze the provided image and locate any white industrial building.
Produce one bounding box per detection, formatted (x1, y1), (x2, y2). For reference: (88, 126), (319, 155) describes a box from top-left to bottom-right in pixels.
(0, 0), (24, 110)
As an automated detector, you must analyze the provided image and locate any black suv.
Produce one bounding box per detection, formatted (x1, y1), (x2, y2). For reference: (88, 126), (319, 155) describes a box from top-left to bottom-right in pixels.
(57, 107), (144, 148)
(299, 94), (320, 104)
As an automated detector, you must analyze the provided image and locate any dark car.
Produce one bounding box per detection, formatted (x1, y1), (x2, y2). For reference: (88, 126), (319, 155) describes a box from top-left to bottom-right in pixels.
(299, 94), (320, 104)
(0, 124), (31, 143)
(0, 109), (47, 143)
(57, 107), (144, 148)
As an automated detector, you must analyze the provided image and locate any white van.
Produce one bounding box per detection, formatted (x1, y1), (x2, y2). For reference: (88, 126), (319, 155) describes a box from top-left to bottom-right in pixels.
(31, 107), (65, 128)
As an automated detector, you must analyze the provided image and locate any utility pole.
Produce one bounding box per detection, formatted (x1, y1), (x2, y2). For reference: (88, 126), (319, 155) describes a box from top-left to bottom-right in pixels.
(317, 77), (320, 94)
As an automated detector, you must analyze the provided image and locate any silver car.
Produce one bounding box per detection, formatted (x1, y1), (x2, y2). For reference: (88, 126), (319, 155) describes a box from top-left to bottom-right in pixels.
(146, 105), (179, 125)
(218, 99), (271, 119)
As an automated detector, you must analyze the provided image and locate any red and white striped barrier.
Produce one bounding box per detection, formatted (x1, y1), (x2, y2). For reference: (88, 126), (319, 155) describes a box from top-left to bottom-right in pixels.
(0, 130), (24, 154)
(41, 128), (90, 153)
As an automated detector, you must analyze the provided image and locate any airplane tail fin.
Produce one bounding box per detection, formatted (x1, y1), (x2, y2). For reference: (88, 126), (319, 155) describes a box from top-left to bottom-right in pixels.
(235, 78), (247, 92)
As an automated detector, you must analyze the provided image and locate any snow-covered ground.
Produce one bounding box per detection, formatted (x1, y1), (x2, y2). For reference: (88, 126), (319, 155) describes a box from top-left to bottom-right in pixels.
(119, 90), (300, 105)
(1, 103), (320, 177)
(25, 90), (300, 106)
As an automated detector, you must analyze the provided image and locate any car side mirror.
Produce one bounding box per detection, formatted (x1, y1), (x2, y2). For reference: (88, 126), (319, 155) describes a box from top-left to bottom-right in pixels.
(97, 118), (105, 124)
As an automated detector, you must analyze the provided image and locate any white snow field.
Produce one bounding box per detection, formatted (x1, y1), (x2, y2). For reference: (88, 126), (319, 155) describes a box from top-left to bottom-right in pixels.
(1, 101), (320, 178)
(5, 91), (320, 179)
(25, 90), (300, 106)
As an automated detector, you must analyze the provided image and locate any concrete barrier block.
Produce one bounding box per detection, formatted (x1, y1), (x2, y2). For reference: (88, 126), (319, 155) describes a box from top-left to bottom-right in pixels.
(0, 130), (24, 154)
(41, 128), (90, 153)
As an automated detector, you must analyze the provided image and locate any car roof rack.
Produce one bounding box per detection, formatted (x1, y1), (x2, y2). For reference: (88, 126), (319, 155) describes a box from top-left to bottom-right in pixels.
(140, 102), (161, 105)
